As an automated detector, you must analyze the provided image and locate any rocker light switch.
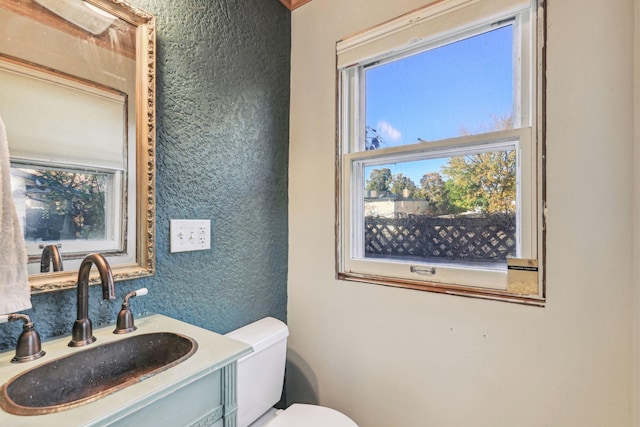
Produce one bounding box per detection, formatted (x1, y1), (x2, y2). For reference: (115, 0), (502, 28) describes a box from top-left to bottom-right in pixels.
(170, 219), (211, 253)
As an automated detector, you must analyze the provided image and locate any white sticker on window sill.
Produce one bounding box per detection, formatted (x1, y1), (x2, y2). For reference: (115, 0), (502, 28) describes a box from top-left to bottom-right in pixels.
(507, 257), (538, 295)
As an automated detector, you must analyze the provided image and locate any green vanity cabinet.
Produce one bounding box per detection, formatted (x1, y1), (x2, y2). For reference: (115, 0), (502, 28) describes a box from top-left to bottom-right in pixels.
(0, 315), (252, 427)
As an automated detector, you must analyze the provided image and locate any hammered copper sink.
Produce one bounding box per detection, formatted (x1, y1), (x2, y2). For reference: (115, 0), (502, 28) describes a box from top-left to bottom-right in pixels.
(0, 332), (197, 416)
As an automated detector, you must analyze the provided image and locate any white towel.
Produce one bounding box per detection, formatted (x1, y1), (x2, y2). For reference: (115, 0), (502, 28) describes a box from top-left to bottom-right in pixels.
(0, 114), (31, 314)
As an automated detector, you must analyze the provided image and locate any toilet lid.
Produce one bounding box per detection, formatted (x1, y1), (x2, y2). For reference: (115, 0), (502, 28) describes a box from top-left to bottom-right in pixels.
(267, 404), (358, 427)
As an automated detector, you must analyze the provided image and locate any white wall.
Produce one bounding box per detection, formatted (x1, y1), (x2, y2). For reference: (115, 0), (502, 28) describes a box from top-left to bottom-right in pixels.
(288, 0), (636, 426)
(634, 0), (640, 425)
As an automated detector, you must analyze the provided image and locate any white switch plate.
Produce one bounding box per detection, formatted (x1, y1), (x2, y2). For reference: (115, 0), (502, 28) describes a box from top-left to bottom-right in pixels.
(170, 219), (211, 253)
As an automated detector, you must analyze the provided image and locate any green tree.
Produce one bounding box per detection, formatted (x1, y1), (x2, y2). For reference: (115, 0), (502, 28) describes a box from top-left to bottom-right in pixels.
(26, 170), (106, 240)
(443, 150), (516, 214)
(419, 172), (454, 214)
(390, 173), (418, 198)
(365, 168), (392, 193)
(441, 113), (516, 214)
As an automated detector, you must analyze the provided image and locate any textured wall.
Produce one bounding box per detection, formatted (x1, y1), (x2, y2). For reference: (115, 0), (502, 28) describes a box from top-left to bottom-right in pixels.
(0, 0), (290, 350)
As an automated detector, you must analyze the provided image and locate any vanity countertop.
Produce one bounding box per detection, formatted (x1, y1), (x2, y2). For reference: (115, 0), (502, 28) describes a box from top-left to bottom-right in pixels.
(0, 314), (252, 426)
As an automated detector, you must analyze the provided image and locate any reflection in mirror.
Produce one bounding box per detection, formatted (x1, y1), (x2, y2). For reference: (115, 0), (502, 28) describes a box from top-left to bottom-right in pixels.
(0, 0), (156, 293)
(40, 244), (63, 273)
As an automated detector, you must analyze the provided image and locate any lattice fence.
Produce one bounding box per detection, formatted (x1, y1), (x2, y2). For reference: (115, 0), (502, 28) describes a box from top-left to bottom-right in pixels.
(364, 214), (516, 262)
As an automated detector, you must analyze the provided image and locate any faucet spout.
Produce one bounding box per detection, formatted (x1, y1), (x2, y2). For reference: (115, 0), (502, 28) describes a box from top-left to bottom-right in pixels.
(40, 244), (63, 273)
(69, 253), (115, 347)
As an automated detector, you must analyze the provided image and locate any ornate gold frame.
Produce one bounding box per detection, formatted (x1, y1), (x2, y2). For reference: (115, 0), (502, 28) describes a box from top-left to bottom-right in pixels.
(27, 0), (156, 293)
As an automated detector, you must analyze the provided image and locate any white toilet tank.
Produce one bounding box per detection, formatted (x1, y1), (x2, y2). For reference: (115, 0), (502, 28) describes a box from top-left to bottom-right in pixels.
(225, 317), (289, 427)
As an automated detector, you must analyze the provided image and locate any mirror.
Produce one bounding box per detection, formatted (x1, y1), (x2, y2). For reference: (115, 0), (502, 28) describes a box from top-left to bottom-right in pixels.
(0, 0), (156, 293)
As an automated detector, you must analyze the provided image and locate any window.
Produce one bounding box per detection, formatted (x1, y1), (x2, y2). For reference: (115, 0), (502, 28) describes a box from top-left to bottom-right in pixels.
(337, 0), (544, 304)
(11, 164), (123, 257)
(0, 58), (128, 271)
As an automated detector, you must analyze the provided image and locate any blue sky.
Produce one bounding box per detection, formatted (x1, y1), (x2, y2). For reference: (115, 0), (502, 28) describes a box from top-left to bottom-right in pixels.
(364, 25), (514, 185)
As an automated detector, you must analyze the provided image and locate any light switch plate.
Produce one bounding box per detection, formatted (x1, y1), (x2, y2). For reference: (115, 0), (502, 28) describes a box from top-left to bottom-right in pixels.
(170, 219), (211, 253)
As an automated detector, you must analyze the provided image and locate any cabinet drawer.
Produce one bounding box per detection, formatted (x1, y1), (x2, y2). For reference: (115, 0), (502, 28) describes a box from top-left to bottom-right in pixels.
(105, 370), (222, 426)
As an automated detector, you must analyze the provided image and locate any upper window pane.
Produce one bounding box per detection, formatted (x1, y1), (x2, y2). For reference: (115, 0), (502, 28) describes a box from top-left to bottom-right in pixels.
(364, 25), (514, 150)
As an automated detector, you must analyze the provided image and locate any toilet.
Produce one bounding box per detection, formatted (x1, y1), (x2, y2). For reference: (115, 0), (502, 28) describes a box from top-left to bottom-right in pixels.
(226, 317), (358, 427)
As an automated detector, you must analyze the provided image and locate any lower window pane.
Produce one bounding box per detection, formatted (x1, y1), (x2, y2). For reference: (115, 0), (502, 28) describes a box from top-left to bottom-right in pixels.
(363, 150), (516, 267)
(11, 166), (110, 244)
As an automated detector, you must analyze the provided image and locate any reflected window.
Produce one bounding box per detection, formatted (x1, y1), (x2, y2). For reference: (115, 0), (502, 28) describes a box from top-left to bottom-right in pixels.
(0, 58), (127, 263)
(11, 164), (123, 257)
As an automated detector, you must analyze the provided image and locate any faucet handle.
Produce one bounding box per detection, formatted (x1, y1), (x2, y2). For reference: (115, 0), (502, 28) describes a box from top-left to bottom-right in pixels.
(1, 313), (46, 363)
(134, 287), (148, 297)
(113, 288), (148, 334)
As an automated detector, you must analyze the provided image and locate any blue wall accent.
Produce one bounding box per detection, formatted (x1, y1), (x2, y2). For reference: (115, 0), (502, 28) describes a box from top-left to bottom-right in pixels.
(0, 0), (290, 350)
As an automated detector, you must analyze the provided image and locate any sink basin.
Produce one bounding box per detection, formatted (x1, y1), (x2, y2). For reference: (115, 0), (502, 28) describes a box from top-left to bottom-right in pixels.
(0, 332), (197, 416)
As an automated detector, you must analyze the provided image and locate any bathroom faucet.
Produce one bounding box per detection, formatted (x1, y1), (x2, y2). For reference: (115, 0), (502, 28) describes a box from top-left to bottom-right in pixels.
(69, 253), (115, 347)
(40, 244), (63, 273)
(114, 287), (148, 334)
(0, 313), (45, 363)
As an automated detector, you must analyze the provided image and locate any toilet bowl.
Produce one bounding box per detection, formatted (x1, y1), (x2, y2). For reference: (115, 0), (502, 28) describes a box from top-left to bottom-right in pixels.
(226, 317), (358, 427)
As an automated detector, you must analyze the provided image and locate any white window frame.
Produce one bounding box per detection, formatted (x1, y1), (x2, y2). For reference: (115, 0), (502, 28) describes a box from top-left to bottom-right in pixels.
(336, 0), (545, 304)
(11, 161), (124, 258)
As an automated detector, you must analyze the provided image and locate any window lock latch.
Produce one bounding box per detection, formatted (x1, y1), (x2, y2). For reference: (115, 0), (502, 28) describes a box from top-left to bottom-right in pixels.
(410, 266), (436, 275)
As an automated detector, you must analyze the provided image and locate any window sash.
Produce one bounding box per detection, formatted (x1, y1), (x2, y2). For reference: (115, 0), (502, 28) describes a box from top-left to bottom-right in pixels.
(336, 0), (531, 69)
(340, 10), (533, 154)
(10, 162), (124, 259)
(341, 129), (533, 290)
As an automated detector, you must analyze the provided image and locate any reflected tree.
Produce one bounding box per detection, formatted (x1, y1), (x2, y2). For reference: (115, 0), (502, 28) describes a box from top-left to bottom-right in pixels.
(25, 170), (106, 240)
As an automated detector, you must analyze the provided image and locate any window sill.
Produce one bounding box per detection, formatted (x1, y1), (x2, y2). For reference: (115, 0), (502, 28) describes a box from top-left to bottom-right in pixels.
(337, 271), (545, 307)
